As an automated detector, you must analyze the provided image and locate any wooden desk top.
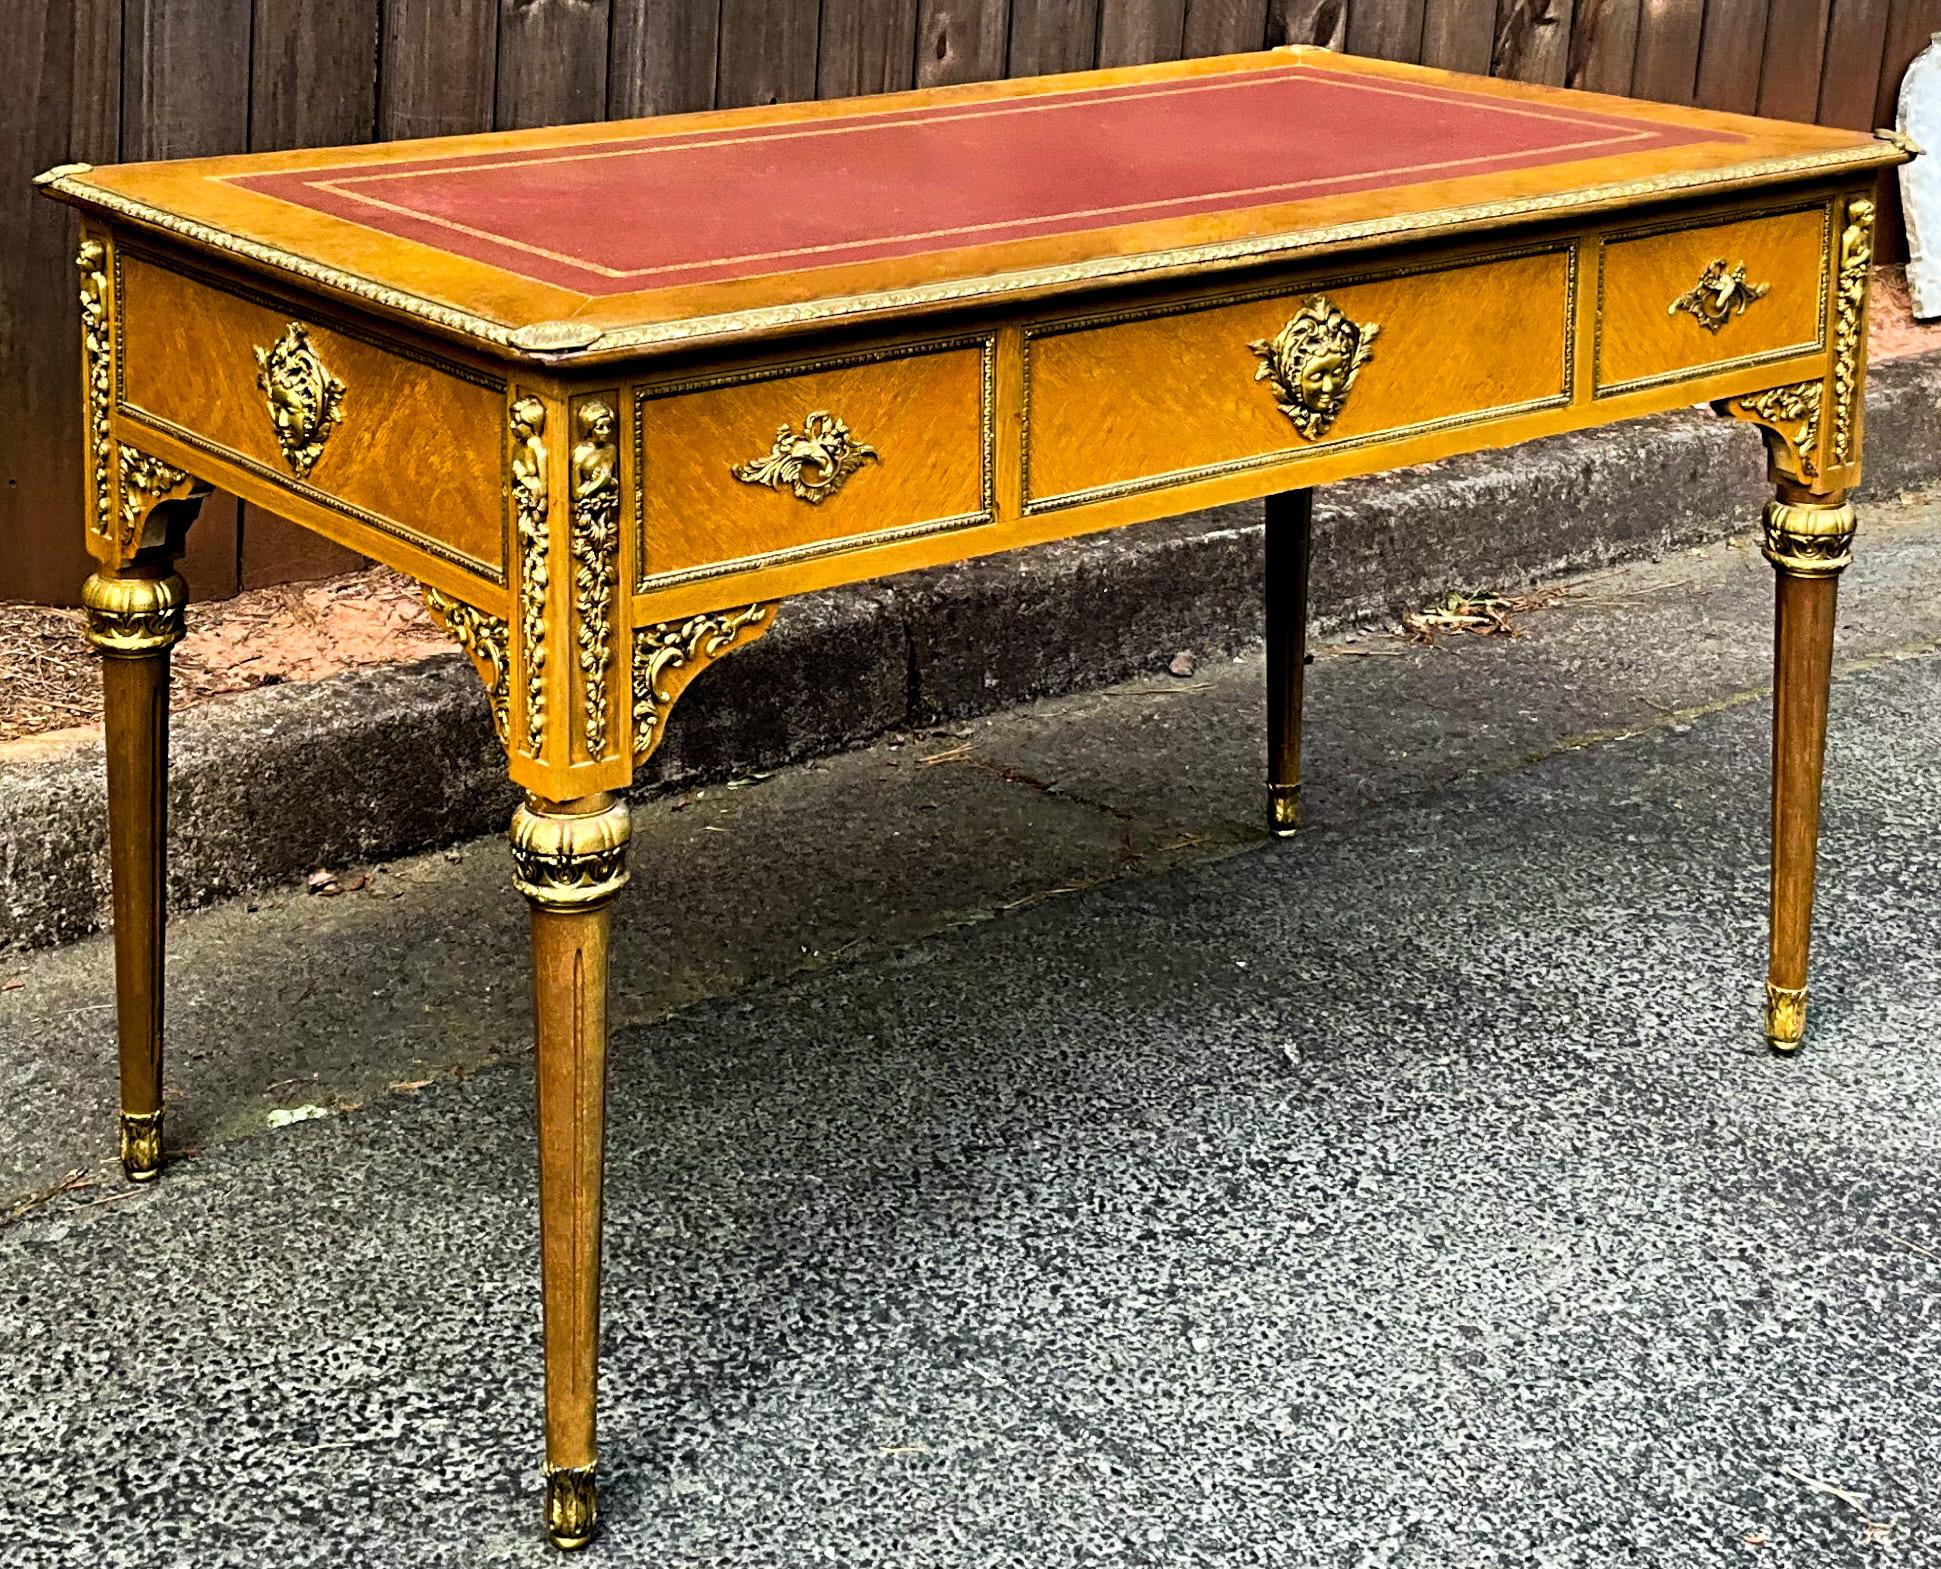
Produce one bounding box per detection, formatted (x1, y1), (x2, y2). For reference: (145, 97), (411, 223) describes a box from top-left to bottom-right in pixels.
(39, 49), (1899, 363)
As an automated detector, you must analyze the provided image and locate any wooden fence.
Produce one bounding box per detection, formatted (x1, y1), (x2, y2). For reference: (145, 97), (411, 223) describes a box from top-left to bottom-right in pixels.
(7, 0), (1935, 603)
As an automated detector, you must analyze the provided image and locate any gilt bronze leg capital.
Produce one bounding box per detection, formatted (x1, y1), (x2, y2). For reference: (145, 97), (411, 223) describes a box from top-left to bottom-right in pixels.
(510, 793), (633, 909)
(1762, 496), (1856, 579)
(82, 570), (187, 656)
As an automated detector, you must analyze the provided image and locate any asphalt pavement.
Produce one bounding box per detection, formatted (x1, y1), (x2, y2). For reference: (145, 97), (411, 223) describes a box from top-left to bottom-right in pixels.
(2, 502), (1938, 1567)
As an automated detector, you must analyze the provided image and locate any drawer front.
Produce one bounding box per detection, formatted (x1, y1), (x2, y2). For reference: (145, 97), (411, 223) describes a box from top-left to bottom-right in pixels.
(1594, 203), (1830, 397)
(114, 249), (509, 583)
(1023, 247), (1575, 512)
(635, 337), (995, 592)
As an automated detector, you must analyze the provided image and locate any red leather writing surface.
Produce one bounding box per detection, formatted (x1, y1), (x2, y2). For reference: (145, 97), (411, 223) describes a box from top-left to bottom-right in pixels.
(230, 66), (1726, 297)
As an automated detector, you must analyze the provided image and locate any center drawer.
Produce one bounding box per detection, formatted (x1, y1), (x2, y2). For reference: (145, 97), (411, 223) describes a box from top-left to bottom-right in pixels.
(1022, 245), (1576, 513)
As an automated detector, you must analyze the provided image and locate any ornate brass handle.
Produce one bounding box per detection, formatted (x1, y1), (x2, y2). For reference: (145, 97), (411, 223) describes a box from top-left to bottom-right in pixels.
(730, 410), (878, 503)
(1247, 294), (1380, 442)
(254, 321), (345, 479)
(1668, 260), (1769, 333)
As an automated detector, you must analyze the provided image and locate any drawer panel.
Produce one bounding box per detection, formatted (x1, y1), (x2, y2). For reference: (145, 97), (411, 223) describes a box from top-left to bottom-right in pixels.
(635, 337), (994, 592)
(1594, 203), (1829, 397)
(1023, 247), (1575, 512)
(115, 250), (509, 583)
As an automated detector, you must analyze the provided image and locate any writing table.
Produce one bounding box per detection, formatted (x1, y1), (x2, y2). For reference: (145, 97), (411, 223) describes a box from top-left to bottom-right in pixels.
(35, 46), (1912, 1550)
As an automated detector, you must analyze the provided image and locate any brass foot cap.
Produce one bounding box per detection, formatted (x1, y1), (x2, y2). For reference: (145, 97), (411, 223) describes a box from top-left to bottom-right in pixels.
(1267, 783), (1301, 838)
(545, 1464), (597, 1551)
(119, 1110), (163, 1183)
(1764, 983), (1807, 1057)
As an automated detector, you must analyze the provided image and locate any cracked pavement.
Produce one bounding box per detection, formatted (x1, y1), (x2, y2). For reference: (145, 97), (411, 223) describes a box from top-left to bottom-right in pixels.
(2, 499), (1938, 1566)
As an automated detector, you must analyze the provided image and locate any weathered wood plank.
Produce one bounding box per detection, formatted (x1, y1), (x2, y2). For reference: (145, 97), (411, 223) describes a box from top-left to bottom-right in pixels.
(123, 0), (252, 159)
(1814, 0), (1890, 125)
(914, 0), (1010, 85)
(250, 0), (381, 150)
(718, 0), (819, 105)
(1098, 0), (1189, 64)
(1630, 0), (1706, 101)
(1, 0), (121, 604)
(1493, 0), (1576, 84)
(1421, 0), (1496, 70)
(1008, 0), (1102, 73)
(1347, 0), (1426, 62)
(243, 0), (382, 585)
(1870, 0), (1941, 260)
(1567, 0), (1643, 91)
(495, 0), (612, 129)
(818, 0), (921, 95)
(1692, 0), (1770, 112)
(1757, 0), (1833, 117)
(608, 0), (720, 117)
(1874, 0), (1941, 125)
(380, 0), (499, 137)
(1182, 0), (1274, 52)
(122, 0), (249, 598)
(1267, 0), (1353, 47)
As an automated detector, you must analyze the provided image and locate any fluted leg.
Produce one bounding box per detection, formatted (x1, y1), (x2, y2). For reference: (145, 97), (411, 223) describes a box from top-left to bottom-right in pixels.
(512, 792), (631, 1549)
(1265, 488), (1314, 836)
(84, 567), (187, 1181)
(1761, 493), (1855, 1053)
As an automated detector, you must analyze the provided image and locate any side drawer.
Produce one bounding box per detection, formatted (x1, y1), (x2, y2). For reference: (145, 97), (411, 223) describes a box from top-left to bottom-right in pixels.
(114, 247), (509, 584)
(634, 336), (995, 592)
(1594, 202), (1830, 397)
(1022, 246), (1576, 513)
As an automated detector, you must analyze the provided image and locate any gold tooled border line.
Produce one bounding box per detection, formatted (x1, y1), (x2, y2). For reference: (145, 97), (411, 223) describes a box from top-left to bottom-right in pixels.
(37, 143), (1898, 363)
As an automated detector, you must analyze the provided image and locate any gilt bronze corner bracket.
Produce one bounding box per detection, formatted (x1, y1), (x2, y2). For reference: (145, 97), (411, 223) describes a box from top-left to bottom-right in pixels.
(1716, 380), (1824, 483)
(423, 588), (512, 746)
(630, 603), (778, 764)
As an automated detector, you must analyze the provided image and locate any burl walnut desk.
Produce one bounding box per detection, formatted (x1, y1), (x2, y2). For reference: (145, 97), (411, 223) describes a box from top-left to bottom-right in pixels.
(35, 48), (1912, 1550)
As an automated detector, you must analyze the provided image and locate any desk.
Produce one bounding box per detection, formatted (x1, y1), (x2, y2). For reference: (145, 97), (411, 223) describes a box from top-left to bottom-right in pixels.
(35, 47), (1911, 1550)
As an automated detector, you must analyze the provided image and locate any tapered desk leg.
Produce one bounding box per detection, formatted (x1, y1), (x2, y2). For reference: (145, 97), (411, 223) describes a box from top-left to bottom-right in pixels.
(1761, 493), (1855, 1054)
(512, 792), (632, 1550)
(1265, 488), (1314, 837)
(83, 567), (187, 1181)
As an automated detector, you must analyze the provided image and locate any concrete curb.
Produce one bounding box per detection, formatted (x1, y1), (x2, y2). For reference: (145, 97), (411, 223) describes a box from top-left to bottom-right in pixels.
(5, 353), (1938, 953)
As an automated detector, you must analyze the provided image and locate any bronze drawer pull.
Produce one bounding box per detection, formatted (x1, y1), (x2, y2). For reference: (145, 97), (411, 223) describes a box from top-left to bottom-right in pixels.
(1669, 259), (1770, 332)
(731, 409), (878, 502)
(1248, 294), (1380, 441)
